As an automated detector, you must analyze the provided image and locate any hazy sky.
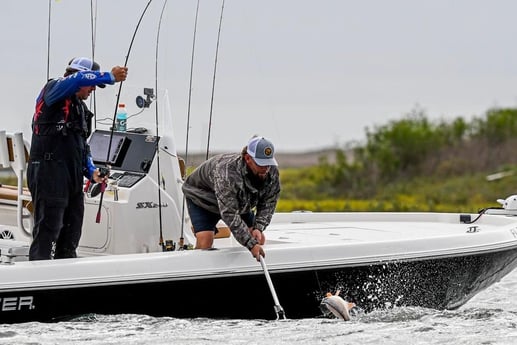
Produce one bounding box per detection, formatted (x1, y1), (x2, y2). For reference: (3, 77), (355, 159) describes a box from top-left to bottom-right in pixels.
(2, 0), (517, 153)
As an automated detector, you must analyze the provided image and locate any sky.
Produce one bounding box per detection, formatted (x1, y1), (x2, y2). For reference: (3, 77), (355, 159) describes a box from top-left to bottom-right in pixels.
(2, 0), (517, 153)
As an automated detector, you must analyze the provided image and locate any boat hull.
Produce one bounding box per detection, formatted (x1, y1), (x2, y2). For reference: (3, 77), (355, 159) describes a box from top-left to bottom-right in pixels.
(1, 245), (516, 323)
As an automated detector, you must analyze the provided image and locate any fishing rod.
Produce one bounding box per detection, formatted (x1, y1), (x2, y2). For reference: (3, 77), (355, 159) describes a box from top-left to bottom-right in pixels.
(205, 0), (225, 160)
(46, 0), (52, 81)
(179, 0), (201, 249)
(96, 0), (154, 223)
(90, 0), (98, 132)
(154, 0), (168, 250)
(184, 0), (200, 167)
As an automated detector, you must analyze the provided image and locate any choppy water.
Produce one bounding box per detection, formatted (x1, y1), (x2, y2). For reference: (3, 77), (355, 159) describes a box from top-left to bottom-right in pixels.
(1, 269), (517, 345)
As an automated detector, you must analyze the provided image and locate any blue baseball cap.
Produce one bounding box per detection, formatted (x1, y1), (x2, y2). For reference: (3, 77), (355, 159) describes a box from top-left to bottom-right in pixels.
(66, 57), (106, 88)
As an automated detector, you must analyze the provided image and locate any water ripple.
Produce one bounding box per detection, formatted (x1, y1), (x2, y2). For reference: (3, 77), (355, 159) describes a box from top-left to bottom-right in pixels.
(0, 331), (16, 339)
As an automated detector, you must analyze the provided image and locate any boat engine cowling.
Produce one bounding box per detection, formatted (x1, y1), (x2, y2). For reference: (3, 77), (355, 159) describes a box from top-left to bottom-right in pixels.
(497, 195), (517, 210)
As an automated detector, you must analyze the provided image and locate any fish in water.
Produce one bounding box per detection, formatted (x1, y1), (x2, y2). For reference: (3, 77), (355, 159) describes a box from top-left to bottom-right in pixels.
(319, 290), (356, 321)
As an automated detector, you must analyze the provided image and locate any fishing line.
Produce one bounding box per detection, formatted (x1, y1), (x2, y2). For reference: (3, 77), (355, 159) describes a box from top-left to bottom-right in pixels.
(205, 0), (226, 160)
(96, 0), (154, 223)
(154, 0), (168, 250)
(179, 0), (201, 248)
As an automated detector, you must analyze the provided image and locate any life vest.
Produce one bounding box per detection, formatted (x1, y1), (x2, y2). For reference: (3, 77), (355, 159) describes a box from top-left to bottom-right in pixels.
(32, 79), (93, 138)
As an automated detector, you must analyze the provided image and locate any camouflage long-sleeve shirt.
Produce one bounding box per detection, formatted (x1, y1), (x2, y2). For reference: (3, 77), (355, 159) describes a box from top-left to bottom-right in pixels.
(182, 153), (281, 250)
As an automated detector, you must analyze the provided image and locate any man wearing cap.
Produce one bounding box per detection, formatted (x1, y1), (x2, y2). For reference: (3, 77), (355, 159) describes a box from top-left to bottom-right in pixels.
(182, 136), (281, 261)
(27, 57), (128, 260)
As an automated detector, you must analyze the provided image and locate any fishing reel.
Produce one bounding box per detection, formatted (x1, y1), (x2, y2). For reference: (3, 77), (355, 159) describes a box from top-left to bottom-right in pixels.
(98, 166), (110, 178)
(135, 88), (155, 108)
(84, 167), (110, 198)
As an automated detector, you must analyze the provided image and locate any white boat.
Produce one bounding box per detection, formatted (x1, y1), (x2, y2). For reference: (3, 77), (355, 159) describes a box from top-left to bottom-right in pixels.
(1, 106), (517, 323)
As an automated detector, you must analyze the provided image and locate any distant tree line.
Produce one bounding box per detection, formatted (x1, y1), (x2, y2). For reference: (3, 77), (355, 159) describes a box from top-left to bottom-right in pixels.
(281, 107), (517, 200)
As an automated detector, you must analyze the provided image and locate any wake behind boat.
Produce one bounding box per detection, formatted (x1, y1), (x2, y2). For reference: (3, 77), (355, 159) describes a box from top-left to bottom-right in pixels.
(1, 122), (517, 323)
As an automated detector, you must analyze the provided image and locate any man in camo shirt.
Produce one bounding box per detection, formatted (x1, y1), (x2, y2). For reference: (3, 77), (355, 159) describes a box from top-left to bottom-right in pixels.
(182, 136), (280, 261)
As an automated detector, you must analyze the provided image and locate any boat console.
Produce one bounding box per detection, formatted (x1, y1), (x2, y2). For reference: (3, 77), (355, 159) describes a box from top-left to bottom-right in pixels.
(88, 129), (157, 187)
(0, 127), (193, 258)
(89, 129), (159, 172)
(79, 129), (192, 256)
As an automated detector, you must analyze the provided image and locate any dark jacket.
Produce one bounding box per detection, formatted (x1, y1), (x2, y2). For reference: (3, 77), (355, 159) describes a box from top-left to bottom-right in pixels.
(28, 71), (114, 199)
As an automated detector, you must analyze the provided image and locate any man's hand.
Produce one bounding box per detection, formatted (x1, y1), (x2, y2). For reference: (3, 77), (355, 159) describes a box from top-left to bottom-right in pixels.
(98, 167), (110, 178)
(250, 244), (265, 262)
(249, 228), (266, 245)
(111, 66), (128, 83)
(92, 168), (109, 184)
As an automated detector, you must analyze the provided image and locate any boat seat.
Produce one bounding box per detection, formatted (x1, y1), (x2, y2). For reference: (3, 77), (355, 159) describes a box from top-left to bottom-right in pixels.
(178, 157), (186, 180)
(215, 225), (231, 239)
(0, 133), (29, 167)
(0, 185), (33, 214)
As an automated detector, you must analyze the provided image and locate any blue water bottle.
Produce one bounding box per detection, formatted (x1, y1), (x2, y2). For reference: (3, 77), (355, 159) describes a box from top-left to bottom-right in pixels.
(115, 103), (127, 132)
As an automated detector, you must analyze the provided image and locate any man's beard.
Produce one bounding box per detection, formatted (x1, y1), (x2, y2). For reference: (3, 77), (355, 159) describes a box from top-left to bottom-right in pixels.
(247, 166), (267, 189)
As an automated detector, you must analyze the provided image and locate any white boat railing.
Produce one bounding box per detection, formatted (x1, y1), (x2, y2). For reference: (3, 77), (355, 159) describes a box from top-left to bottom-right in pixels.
(0, 131), (32, 237)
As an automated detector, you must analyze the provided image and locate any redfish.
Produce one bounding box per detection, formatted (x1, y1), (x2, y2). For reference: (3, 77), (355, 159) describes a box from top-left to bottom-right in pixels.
(319, 290), (356, 321)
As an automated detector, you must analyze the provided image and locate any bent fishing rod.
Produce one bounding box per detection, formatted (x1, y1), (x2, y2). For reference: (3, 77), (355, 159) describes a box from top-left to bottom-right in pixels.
(96, 0), (154, 223)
